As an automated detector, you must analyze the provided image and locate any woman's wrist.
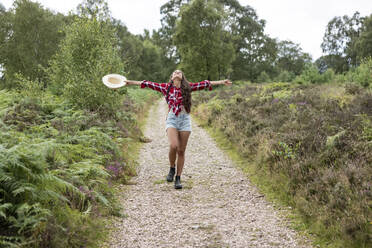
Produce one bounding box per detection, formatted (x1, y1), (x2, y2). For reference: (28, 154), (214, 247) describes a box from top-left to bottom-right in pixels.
(125, 80), (142, 85)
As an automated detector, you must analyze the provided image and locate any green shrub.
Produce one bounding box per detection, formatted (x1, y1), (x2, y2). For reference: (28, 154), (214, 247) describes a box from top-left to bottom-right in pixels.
(352, 57), (372, 87)
(292, 75), (307, 85)
(275, 70), (295, 82)
(295, 65), (335, 84)
(0, 141), (83, 246)
(48, 16), (124, 115)
(0, 85), (158, 247)
(322, 68), (336, 83)
(334, 73), (349, 84)
(256, 71), (271, 83)
(299, 64), (323, 84)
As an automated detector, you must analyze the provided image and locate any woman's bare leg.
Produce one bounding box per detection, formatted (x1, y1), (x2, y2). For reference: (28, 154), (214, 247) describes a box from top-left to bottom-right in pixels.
(167, 127), (179, 167)
(176, 131), (191, 176)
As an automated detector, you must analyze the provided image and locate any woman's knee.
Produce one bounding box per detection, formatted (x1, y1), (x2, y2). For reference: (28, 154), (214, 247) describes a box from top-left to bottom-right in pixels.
(177, 149), (185, 157)
(170, 143), (178, 151)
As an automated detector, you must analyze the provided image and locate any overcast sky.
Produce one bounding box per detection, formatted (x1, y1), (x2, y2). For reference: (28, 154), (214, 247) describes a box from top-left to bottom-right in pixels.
(1, 0), (372, 60)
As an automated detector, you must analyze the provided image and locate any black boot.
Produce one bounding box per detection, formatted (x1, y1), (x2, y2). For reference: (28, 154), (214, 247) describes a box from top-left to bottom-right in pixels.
(174, 176), (182, 189)
(166, 167), (175, 182)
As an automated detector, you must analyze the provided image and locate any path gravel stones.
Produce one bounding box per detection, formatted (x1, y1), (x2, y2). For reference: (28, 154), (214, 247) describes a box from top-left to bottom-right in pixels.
(103, 100), (312, 248)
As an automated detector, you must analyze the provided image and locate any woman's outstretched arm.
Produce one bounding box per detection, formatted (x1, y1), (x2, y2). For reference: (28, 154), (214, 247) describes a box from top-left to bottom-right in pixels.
(190, 80), (213, 91)
(110, 80), (141, 90)
(125, 80), (142, 85)
(210, 79), (232, 86)
(190, 79), (232, 92)
(126, 80), (168, 95)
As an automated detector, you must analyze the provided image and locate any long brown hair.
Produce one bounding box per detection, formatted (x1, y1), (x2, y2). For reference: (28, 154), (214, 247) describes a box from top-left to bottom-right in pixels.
(169, 70), (192, 113)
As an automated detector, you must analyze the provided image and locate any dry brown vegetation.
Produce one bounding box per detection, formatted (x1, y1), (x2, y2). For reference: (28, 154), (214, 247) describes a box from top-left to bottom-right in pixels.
(193, 82), (372, 247)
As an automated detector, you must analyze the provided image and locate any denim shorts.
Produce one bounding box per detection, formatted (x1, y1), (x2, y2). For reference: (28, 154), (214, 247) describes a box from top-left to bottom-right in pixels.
(166, 111), (192, 132)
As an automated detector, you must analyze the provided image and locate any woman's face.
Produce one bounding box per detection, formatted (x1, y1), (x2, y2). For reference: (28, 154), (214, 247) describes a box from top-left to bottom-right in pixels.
(171, 70), (183, 81)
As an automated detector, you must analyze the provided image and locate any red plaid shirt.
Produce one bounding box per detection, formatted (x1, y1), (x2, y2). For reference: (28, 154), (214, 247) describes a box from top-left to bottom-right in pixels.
(140, 80), (212, 116)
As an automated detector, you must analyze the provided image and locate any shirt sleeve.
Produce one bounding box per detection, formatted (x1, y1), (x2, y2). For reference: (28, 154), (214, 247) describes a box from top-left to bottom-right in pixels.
(189, 80), (212, 92)
(140, 80), (168, 95)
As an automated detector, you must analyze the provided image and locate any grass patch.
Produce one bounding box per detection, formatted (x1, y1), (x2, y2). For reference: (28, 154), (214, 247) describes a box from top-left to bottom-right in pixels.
(183, 179), (194, 189)
(154, 179), (166, 185)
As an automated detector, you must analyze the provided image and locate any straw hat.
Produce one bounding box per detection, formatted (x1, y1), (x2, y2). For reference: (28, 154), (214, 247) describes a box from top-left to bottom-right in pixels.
(102, 74), (127, 88)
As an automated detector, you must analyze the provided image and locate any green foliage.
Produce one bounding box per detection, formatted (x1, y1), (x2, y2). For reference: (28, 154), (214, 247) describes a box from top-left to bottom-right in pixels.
(155, 0), (188, 77)
(139, 40), (165, 82)
(275, 40), (312, 76)
(48, 16), (123, 115)
(351, 57), (372, 87)
(0, 89), (16, 118)
(272, 141), (298, 160)
(76, 0), (111, 21)
(158, 0), (188, 61)
(321, 11), (364, 67)
(315, 54), (349, 74)
(193, 82), (372, 247)
(0, 0), (65, 84)
(174, 0), (234, 81)
(322, 68), (336, 83)
(355, 14), (372, 62)
(274, 70), (295, 82)
(360, 114), (372, 142)
(320, 12), (372, 70)
(111, 18), (172, 82)
(113, 20), (144, 80)
(293, 64), (335, 84)
(0, 139), (83, 246)
(256, 71), (271, 83)
(0, 84), (158, 247)
(224, 1), (277, 81)
(7, 73), (45, 100)
(298, 64), (324, 84)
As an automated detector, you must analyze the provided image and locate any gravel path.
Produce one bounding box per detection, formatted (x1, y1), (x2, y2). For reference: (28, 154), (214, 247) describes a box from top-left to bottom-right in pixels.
(103, 100), (312, 248)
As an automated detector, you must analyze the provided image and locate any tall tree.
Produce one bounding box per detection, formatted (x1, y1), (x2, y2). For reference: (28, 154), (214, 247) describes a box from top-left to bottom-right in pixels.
(138, 39), (165, 82)
(0, 0), (65, 84)
(315, 54), (349, 74)
(276, 40), (312, 75)
(112, 19), (144, 80)
(48, 16), (123, 114)
(315, 54), (349, 73)
(0, 4), (11, 74)
(221, 0), (277, 80)
(158, 0), (277, 81)
(158, 0), (190, 63)
(111, 18), (171, 82)
(76, 0), (111, 21)
(152, 0), (191, 78)
(173, 0), (234, 81)
(150, 29), (177, 80)
(321, 12), (364, 68)
(355, 14), (372, 61)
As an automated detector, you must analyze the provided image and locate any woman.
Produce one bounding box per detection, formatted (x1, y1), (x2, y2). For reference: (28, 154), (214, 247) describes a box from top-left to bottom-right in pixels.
(124, 70), (232, 189)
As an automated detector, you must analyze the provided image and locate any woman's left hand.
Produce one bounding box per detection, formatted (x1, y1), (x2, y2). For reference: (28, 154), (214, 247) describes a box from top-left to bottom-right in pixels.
(223, 79), (232, 86)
